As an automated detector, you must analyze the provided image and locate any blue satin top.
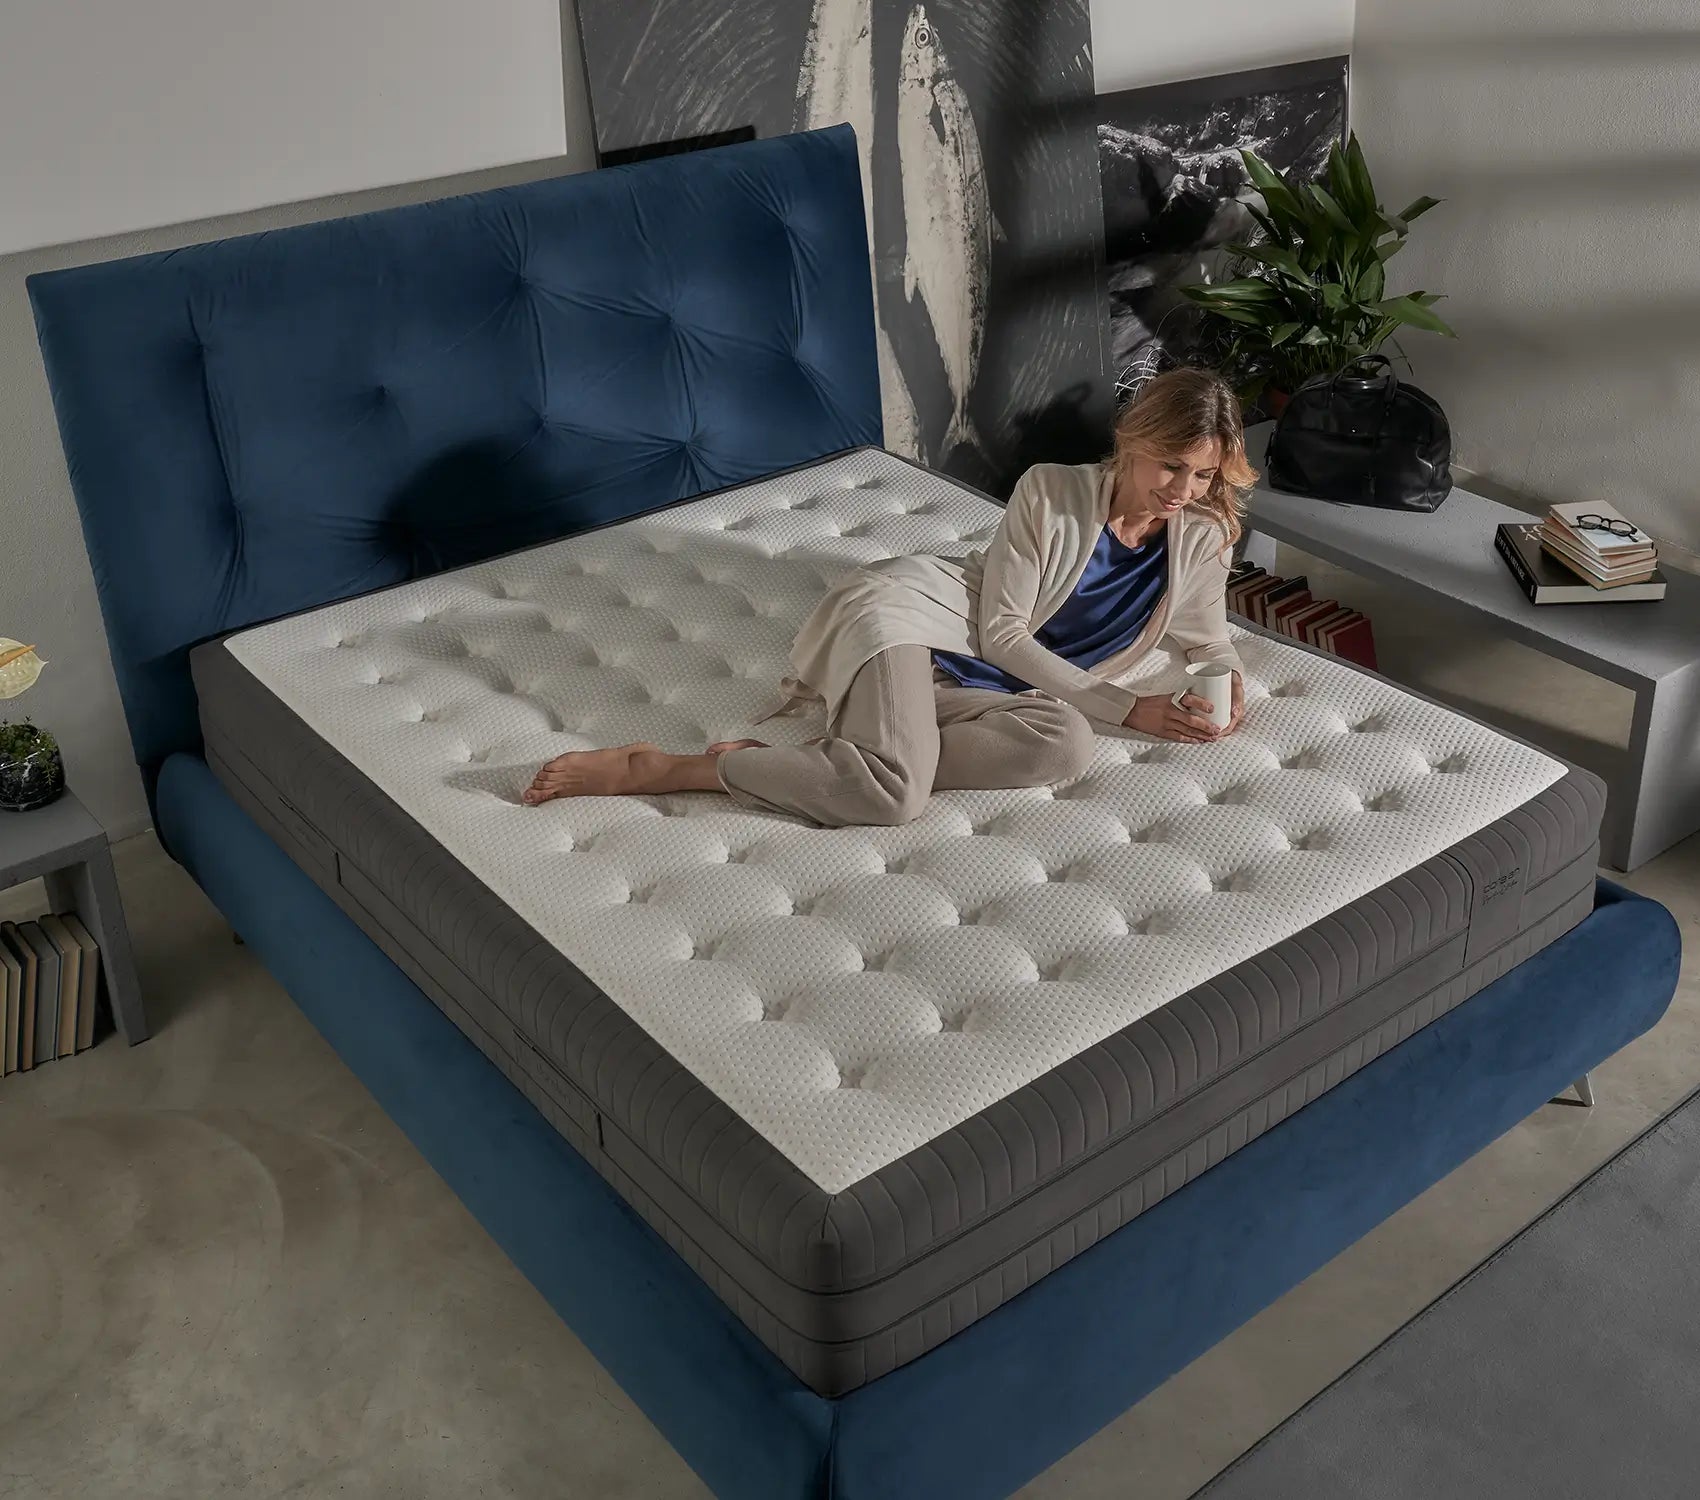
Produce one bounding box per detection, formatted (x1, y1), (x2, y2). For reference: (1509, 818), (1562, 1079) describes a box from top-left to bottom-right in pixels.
(933, 522), (1169, 694)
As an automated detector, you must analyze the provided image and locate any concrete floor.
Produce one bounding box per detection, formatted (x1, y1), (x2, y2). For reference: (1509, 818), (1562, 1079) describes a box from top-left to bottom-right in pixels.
(3, 557), (1697, 1500)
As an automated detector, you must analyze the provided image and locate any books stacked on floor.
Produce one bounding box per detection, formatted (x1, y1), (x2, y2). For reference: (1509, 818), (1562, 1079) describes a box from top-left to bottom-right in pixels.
(1227, 562), (1377, 670)
(1494, 501), (1666, 604)
(0, 912), (102, 1075)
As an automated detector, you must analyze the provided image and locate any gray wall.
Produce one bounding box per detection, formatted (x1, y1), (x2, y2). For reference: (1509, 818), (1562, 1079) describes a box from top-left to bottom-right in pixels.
(1091, 0), (1354, 90)
(1351, 0), (1700, 555)
(1, 0), (571, 256)
(1, 5), (596, 838)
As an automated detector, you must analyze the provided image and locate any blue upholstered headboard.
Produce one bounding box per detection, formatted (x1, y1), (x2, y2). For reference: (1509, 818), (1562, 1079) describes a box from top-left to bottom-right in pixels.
(28, 126), (881, 806)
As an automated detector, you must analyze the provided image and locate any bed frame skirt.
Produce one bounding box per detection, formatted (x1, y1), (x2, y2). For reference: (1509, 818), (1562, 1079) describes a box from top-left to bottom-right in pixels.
(156, 750), (1680, 1500)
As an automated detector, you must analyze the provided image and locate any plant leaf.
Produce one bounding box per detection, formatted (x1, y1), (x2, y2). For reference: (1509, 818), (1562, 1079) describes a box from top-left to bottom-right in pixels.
(1396, 194), (1441, 223)
(1269, 321), (1304, 346)
(1196, 276), (1281, 301)
(1375, 235), (1407, 262)
(1180, 293), (1268, 327)
(1344, 134), (1379, 220)
(1240, 149), (1306, 223)
(1374, 295), (1458, 336)
(1237, 242), (1309, 281)
(1324, 143), (1358, 219)
(1242, 202), (1287, 245)
(1309, 184), (1356, 234)
(1357, 256), (1386, 304)
(1298, 326), (1332, 346)
(1213, 306), (1272, 328)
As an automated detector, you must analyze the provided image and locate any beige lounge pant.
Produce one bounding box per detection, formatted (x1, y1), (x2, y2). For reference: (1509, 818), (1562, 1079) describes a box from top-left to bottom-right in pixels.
(716, 644), (1096, 827)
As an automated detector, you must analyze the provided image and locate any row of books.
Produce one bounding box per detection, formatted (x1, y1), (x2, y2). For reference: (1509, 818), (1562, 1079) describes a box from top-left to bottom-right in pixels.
(0, 913), (102, 1074)
(1227, 562), (1378, 669)
(1495, 499), (1666, 605)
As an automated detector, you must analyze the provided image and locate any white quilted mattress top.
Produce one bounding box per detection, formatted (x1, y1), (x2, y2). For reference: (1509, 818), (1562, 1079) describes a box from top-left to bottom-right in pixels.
(227, 449), (1564, 1192)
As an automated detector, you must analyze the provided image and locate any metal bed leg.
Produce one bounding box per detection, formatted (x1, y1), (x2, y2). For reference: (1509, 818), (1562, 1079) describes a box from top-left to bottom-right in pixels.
(1572, 1073), (1594, 1108)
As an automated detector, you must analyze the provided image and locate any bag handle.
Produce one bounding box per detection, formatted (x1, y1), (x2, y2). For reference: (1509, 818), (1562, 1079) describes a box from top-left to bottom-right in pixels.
(1327, 355), (1402, 448)
(1326, 353), (1399, 400)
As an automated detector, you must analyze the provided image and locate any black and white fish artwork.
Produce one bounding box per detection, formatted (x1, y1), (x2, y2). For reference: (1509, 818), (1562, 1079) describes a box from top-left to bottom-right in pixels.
(894, 5), (997, 460)
(1098, 57), (1349, 403)
(576, 0), (1108, 495)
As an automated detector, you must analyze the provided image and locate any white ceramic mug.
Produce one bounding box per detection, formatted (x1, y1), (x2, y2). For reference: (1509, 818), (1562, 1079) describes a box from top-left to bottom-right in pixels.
(1170, 662), (1234, 729)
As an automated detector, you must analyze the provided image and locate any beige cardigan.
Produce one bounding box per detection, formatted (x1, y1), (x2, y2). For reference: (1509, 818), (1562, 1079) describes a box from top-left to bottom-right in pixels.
(769, 461), (1243, 728)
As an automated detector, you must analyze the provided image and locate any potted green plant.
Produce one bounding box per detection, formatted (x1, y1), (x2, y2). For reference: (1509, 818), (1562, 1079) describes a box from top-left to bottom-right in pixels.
(1181, 134), (1457, 412)
(0, 639), (64, 812)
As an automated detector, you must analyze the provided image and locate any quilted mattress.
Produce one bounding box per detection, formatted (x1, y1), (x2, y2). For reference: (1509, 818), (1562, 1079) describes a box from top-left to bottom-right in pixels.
(191, 449), (1603, 1395)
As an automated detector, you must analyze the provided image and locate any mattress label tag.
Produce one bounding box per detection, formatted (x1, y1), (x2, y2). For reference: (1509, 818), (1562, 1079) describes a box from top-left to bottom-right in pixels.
(1482, 868), (1522, 904)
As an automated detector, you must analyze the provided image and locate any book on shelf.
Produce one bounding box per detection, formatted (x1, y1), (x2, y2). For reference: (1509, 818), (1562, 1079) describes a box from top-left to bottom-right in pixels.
(1496, 524), (1667, 604)
(1320, 612), (1377, 670)
(1234, 573), (1288, 622)
(1254, 575), (1311, 627)
(0, 932), (19, 1075)
(1267, 586), (1317, 633)
(1, 921), (37, 1072)
(1226, 565), (1269, 614)
(1300, 603), (1353, 648)
(1545, 500), (1655, 558)
(1539, 528), (1658, 586)
(59, 912), (101, 1052)
(1283, 598), (1341, 644)
(1228, 562), (1377, 668)
(20, 922), (59, 1066)
(38, 915), (82, 1060)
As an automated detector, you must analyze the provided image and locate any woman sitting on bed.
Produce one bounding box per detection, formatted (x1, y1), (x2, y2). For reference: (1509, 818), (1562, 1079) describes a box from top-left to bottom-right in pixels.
(523, 366), (1257, 825)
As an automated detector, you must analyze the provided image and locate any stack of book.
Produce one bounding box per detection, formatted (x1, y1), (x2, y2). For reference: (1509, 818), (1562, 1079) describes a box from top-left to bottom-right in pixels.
(1227, 563), (1377, 669)
(1494, 500), (1667, 604)
(0, 912), (102, 1075)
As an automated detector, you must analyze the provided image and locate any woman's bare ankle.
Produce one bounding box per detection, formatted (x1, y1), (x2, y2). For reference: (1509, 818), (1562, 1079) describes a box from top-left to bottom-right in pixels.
(630, 748), (722, 794)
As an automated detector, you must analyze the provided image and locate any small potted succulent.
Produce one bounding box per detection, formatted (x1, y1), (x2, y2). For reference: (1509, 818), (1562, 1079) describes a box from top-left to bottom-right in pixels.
(0, 639), (64, 812)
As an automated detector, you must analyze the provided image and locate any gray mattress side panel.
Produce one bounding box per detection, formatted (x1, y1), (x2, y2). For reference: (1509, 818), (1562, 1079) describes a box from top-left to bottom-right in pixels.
(534, 873), (1595, 1395)
(808, 872), (1596, 1391)
(204, 713), (1595, 1395)
(819, 773), (1600, 1286)
(191, 637), (1601, 1393)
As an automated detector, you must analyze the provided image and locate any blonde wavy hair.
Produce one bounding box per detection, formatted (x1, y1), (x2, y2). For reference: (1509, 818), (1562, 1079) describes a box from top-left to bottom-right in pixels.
(1108, 368), (1258, 549)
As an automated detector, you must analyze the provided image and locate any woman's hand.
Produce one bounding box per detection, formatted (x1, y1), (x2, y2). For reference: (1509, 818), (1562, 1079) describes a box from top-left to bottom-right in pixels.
(1121, 692), (1223, 742)
(1120, 672), (1245, 742)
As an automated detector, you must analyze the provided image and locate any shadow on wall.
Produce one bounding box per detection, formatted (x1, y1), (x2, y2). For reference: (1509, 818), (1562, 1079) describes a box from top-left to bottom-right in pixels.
(968, 2), (1112, 478)
(1355, 25), (1700, 66)
(1349, 7), (1700, 550)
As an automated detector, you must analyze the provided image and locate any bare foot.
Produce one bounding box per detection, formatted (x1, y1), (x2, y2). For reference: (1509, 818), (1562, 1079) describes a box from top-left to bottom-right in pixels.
(523, 742), (660, 805)
(523, 742), (725, 805)
(706, 737), (769, 754)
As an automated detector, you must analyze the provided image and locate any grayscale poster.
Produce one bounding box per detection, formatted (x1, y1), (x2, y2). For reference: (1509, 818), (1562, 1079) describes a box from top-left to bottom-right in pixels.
(1098, 57), (1349, 400)
(576, 0), (1110, 495)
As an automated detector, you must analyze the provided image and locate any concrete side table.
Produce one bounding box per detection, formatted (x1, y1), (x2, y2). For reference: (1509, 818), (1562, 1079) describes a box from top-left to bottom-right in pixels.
(0, 788), (146, 1044)
(1240, 427), (1700, 872)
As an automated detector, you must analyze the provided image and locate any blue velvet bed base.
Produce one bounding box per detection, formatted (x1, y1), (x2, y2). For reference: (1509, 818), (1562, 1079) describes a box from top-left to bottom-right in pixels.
(156, 750), (1680, 1500)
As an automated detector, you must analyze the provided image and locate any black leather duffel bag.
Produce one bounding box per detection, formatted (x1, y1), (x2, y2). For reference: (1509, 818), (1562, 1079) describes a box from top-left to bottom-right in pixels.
(1265, 355), (1453, 511)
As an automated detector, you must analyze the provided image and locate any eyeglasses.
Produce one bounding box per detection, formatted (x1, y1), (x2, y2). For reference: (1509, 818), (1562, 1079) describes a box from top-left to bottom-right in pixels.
(1574, 513), (1639, 538)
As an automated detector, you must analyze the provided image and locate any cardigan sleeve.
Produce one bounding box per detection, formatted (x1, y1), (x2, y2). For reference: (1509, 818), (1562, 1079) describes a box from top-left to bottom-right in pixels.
(1160, 527), (1244, 675)
(975, 468), (1142, 727)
